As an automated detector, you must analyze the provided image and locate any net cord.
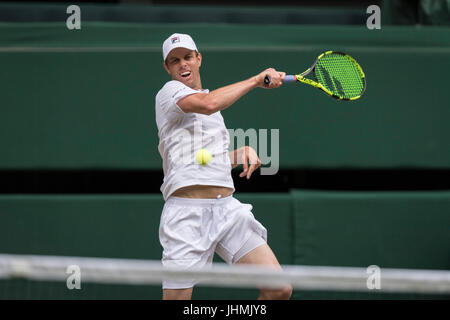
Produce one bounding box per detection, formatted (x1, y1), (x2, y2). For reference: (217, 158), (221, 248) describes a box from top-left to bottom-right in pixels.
(0, 254), (449, 294)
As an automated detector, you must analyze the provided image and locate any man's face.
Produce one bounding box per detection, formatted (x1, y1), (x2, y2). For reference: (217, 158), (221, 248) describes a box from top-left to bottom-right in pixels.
(164, 47), (202, 89)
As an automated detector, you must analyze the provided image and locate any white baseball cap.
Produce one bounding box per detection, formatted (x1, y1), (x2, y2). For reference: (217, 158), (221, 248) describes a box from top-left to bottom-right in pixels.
(162, 33), (198, 61)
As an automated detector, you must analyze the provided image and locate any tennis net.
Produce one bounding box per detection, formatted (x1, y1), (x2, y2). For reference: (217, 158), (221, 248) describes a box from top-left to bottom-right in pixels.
(1, 253), (449, 299)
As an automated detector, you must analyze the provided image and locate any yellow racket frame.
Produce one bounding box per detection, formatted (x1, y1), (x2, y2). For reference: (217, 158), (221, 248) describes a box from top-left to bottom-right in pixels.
(294, 51), (366, 101)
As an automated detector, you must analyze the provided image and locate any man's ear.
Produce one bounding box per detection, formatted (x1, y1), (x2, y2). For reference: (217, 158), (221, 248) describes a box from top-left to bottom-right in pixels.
(163, 61), (171, 75)
(197, 52), (202, 68)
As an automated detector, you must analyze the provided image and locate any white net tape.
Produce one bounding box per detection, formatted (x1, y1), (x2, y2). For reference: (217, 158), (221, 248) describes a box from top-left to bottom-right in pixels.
(0, 254), (449, 294)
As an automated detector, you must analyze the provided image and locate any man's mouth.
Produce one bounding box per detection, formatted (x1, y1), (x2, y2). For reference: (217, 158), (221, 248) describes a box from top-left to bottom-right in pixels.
(180, 71), (191, 78)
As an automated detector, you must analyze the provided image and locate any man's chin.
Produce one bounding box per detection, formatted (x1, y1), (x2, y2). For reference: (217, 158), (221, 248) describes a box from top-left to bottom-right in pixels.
(178, 77), (194, 88)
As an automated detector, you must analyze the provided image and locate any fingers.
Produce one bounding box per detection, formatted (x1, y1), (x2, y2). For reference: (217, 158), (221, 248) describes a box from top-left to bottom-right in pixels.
(238, 147), (262, 179)
(246, 159), (262, 179)
(239, 147), (249, 177)
(261, 68), (285, 89)
(243, 148), (249, 172)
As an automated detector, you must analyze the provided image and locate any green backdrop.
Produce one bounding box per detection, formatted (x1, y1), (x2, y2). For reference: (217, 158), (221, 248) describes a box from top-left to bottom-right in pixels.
(1, 23), (449, 169)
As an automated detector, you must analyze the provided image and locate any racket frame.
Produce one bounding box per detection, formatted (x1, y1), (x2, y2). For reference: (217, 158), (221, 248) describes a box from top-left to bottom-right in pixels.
(294, 51), (366, 101)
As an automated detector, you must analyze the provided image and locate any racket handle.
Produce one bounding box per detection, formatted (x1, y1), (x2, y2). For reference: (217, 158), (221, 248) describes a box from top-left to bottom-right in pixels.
(283, 75), (297, 83)
(264, 75), (296, 86)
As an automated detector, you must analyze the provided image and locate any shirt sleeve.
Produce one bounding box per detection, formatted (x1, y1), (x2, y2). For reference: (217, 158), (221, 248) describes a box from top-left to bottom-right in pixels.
(157, 80), (201, 118)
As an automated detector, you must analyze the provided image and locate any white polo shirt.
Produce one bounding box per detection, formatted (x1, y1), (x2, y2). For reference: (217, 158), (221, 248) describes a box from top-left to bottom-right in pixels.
(155, 80), (235, 201)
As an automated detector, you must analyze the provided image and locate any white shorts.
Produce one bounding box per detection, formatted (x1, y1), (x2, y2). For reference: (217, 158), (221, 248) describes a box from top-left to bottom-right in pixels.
(159, 195), (267, 289)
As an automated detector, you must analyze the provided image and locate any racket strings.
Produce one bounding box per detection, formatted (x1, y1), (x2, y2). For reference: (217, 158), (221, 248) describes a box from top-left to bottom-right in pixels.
(314, 53), (365, 100)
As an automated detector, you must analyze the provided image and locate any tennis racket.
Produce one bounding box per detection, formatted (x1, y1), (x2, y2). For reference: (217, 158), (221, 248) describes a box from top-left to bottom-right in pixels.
(264, 51), (366, 101)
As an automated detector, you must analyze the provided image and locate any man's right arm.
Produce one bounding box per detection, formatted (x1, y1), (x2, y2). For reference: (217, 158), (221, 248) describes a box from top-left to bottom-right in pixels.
(177, 68), (285, 115)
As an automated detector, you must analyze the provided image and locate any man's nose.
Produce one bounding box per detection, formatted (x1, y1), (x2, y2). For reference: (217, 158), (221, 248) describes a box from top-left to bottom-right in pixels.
(180, 59), (188, 67)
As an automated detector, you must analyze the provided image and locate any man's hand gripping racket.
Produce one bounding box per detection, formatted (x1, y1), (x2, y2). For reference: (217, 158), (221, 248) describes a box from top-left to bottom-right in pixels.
(264, 51), (366, 101)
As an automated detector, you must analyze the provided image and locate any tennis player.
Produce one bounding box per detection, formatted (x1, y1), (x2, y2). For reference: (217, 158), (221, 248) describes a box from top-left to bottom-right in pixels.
(156, 33), (292, 300)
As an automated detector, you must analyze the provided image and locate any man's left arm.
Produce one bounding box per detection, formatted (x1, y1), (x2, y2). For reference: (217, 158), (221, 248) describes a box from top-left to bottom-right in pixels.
(228, 146), (261, 179)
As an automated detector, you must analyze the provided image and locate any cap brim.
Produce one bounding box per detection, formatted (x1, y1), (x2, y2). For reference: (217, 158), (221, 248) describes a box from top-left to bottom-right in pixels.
(164, 43), (198, 61)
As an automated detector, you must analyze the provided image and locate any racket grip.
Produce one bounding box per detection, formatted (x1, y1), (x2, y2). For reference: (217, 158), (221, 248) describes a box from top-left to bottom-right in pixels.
(283, 75), (297, 83)
(264, 75), (296, 86)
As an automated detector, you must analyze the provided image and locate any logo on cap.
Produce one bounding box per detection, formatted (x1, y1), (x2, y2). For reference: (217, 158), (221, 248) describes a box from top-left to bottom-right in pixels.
(171, 37), (180, 44)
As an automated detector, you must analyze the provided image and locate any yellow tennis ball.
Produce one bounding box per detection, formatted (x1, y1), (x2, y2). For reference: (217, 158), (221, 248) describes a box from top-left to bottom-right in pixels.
(195, 148), (212, 165)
